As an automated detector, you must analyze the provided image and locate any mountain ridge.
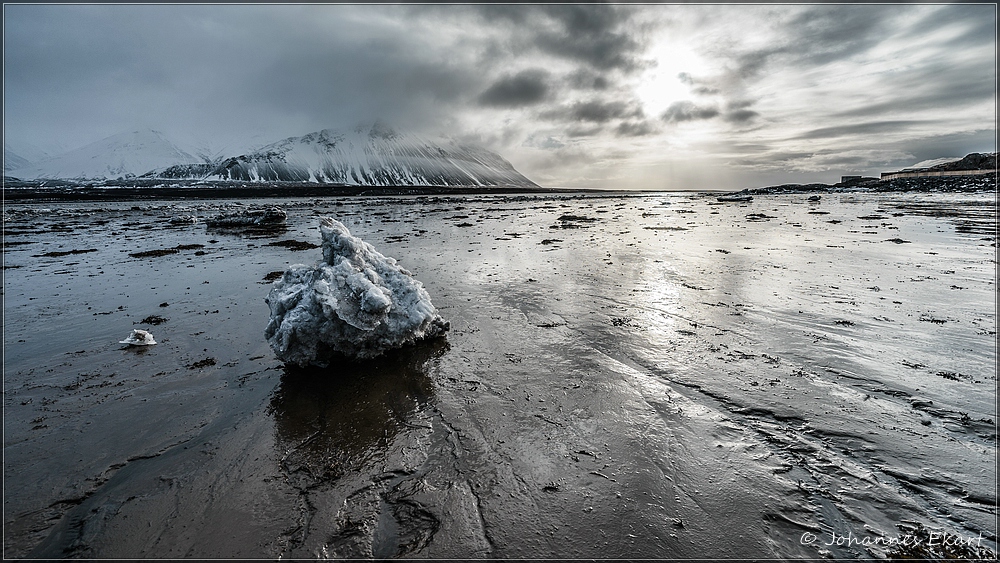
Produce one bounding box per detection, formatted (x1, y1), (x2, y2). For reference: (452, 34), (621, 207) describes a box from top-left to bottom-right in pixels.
(907, 152), (996, 173)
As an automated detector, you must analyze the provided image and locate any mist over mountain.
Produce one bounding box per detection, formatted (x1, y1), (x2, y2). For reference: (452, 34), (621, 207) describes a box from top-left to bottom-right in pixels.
(3, 147), (32, 172)
(6, 130), (200, 180)
(4, 140), (67, 173)
(5, 123), (541, 189)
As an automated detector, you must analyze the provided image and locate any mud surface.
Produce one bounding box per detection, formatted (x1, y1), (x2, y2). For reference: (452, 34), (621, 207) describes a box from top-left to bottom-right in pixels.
(3, 192), (996, 559)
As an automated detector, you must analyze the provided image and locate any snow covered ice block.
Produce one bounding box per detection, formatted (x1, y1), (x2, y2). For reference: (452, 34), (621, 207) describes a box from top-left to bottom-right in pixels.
(265, 217), (449, 365)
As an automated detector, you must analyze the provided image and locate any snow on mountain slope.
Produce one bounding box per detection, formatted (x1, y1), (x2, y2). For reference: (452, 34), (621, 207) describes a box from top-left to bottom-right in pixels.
(6, 129), (201, 180)
(212, 123), (540, 188)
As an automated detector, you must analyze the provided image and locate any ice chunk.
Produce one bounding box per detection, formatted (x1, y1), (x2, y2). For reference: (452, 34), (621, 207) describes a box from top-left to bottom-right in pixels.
(206, 206), (286, 227)
(264, 218), (449, 365)
(120, 329), (156, 346)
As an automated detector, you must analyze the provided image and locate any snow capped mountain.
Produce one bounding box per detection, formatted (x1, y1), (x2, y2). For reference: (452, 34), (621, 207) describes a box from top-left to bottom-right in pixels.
(6, 129), (201, 180)
(4, 123), (541, 189)
(211, 123), (540, 188)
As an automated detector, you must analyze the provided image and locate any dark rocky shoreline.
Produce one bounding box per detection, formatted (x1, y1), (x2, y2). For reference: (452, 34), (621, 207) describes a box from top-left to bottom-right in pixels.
(1, 180), (589, 201)
(2, 171), (995, 201)
(746, 173), (995, 195)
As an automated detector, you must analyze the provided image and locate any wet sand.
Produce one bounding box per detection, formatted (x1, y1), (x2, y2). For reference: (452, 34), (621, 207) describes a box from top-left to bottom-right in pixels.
(3, 191), (996, 559)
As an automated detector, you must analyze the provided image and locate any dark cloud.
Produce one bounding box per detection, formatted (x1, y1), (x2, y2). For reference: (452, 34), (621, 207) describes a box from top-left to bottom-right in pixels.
(730, 49), (778, 82)
(678, 72), (719, 96)
(794, 120), (936, 140)
(537, 5), (648, 72)
(475, 4), (651, 73)
(731, 151), (815, 168)
(615, 120), (658, 137)
(478, 69), (551, 108)
(723, 109), (759, 124)
(722, 101), (759, 124)
(566, 125), (605, 138)
(724, 143), (772, 153)
(782, 5), (897, 66)
(832, 61), (996, 119)
(542, 100), (644, 124)
(536, 32), (644, 73)
(574, 100), (644, 123)
(660, 101), (719, 123)
(566, 69), (611, 91)
(726, 99), (755, 111)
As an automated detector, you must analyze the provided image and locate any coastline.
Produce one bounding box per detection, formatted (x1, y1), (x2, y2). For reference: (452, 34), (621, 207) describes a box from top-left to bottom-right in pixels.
(3, 172), (995, 202)
(1, 182), (600, 202)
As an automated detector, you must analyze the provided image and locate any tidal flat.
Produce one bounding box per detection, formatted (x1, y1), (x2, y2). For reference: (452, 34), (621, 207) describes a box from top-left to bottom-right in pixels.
(3, 191), (996, 559)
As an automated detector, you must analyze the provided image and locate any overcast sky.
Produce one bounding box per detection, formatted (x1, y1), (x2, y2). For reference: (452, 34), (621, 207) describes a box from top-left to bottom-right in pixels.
(3, 3), (996, 190)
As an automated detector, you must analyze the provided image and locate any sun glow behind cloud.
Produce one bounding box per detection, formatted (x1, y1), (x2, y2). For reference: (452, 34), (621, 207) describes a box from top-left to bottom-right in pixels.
(634, 37), (710, 119)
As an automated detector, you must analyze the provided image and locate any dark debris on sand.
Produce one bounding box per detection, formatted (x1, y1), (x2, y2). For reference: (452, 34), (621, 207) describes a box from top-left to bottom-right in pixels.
(262, 270), (285, 283)
(188, 358), (217, 369)
(129, 244), (205, 258)
(32, 248), (98, 258)
(265, 240), (319, 251)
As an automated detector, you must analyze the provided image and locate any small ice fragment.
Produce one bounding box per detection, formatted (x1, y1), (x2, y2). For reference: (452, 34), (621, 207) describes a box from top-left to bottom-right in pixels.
(169, 215), (198, 225)
(264, 218), (449, 366)
(120, 329), (156, 346)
